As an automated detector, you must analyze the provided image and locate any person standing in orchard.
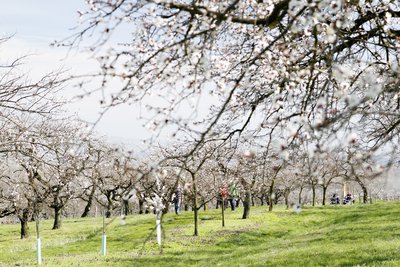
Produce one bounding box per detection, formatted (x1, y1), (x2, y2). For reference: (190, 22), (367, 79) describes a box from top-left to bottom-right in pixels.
(228, 183), (238, 211)
(173, 186), (182, 215)
(219, 183), (228, 210)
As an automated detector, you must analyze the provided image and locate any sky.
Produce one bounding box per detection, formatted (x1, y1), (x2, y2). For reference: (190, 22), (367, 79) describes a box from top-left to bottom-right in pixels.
(1, 0), (150, 150)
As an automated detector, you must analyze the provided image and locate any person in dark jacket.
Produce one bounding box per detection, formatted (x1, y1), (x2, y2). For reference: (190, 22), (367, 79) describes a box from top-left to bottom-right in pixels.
(174, 186), (182, 215)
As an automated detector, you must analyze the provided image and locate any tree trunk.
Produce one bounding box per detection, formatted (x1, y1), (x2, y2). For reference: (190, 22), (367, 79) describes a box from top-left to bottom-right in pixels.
(52, 205), (62, 230)
(221, 198), (225, 227)
(20, 209), (30, 239)
(355, 176), (368, 204)
(192, 180), (199, 236)
(362, 185), (368, 204)
(81, 185), (96, 217)
(106, 205), (112, 218)
(123, 199), (130, 216)
(322, 186), (327, 206)
(298, 186), (303, 204)
(242, 190), (251, 219)
(284, 188), (290, 210)
(312, 184), (316, 207)
(138, 199), (145, 214)
(106, 197), (112, 218)
(162, 200), (170, 214)
(268, 179), (275, 212)
(20, 219), (29, 239)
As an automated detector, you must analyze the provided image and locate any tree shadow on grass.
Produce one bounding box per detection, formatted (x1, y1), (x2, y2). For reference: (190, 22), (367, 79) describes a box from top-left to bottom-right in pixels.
(126, 223), (400, 267)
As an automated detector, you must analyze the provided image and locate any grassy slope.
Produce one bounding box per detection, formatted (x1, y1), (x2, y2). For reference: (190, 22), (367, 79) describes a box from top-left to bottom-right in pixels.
(1, 202), (400, 267)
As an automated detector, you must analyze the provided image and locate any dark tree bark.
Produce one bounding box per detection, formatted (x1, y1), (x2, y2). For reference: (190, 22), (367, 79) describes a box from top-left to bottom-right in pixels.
(138, 199), (145, 214)
(311, 184), (316, 207)
(122, 199), (130, 216)
(105, 209), (112, 218)
(284, 188), (290, 209)
(19, 209), (31, 239)
(322, 186), (327, 206)
(362, 187), (368, 204)
(81, 185), (96, 217)
(52, 205), (62, 230)
(51, 192), (64, 230)
(268, 179), (275, 212)
(162, 200), (170, 214)
(298, 186), (304, 205)
(105, 191), (113, 218)
(242, 190), (251, 219)
(192, 180), (199, 236)
(268, 165), (282, 212)
(361, 184), (368, 204)
(354, 176), (368, 204)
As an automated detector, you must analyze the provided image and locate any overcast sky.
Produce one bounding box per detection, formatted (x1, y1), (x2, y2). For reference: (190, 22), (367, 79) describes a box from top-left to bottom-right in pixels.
(1, 0), (151, 150)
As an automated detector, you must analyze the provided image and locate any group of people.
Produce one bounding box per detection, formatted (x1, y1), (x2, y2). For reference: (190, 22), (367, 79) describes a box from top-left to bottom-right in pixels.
(172, 183), (239, 215)
(331, 193), (353, 205)
(174, 187), (354, 214)
(219, 183), (239, 211)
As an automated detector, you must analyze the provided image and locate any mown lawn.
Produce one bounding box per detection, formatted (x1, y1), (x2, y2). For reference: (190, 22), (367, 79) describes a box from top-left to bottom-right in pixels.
(1, 202), (400, 266)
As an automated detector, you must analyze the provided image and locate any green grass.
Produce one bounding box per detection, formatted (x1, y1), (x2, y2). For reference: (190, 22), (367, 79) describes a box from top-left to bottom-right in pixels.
(2, 202), (400, 266)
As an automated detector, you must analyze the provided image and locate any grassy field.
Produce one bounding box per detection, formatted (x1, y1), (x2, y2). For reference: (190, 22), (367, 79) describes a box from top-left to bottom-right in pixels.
(1, 202), (400, 266)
